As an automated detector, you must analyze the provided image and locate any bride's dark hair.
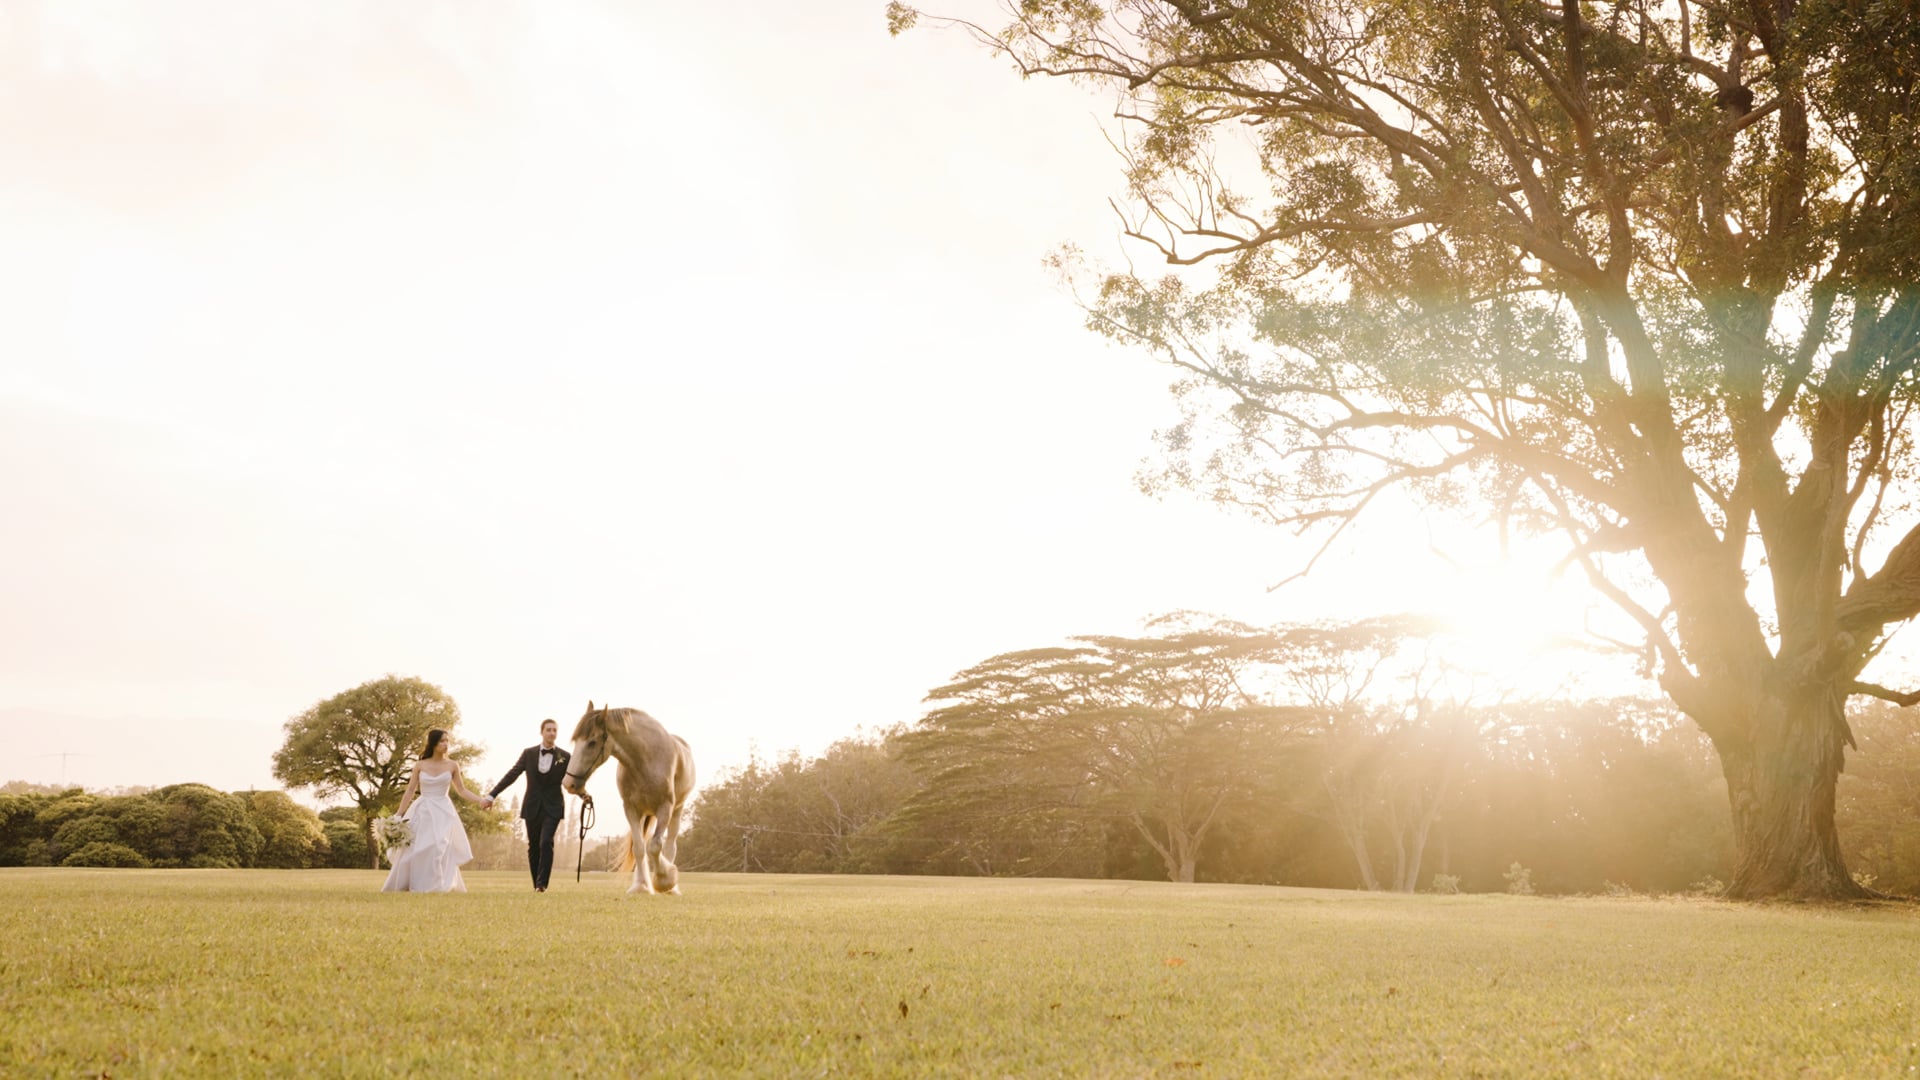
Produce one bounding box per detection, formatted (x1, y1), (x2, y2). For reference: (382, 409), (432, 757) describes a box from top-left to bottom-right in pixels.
(418, 729), (449, 761)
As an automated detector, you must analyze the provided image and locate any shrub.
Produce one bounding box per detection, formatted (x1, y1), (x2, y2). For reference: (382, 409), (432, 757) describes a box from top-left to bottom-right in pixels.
(1429, 873), (1461, 895)
(1687, 874), (1727, 897)
(62, 842), (151, 868)
(1503, 862), (1534, 896)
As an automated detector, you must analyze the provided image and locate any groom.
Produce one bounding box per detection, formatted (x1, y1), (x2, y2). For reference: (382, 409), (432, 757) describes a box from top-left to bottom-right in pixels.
(487, 719), (571, 892)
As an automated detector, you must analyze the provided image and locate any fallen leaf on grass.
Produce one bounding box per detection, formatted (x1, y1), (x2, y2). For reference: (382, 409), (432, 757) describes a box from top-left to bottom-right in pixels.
(899, 1000), (909, 1018)
(1164, 957), (1187, 968)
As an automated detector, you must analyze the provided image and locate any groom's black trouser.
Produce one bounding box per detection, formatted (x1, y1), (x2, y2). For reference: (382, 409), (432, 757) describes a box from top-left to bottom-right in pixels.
(527, 811), (563, 889)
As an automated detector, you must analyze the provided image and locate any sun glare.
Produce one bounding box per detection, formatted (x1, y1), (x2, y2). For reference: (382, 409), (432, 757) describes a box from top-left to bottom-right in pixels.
(1420, 558), (1622, 695)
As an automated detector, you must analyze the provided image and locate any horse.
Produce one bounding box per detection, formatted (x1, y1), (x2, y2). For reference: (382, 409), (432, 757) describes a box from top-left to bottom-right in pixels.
(562, 701), (696, 895)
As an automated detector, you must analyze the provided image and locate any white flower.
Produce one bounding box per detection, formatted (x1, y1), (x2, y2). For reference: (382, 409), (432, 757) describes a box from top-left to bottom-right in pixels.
(376, 816), (413, 850)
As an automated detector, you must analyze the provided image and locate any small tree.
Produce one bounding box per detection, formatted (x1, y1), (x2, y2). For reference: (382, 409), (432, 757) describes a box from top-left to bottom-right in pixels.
(271, 675), (477, 868)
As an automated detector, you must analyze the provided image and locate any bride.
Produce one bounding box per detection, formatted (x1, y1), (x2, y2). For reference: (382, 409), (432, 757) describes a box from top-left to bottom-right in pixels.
(382, 729), (490, 893)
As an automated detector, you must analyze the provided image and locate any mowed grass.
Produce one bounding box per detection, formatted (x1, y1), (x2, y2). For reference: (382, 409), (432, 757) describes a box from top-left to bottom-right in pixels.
(2, 871), (1919, 1078)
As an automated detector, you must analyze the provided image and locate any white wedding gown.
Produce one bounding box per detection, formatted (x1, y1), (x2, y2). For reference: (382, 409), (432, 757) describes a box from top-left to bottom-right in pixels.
(381, 770), (473, 893)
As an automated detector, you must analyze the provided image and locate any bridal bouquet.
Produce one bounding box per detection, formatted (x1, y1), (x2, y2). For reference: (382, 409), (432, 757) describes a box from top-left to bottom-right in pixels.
(376, 815), (413, 850)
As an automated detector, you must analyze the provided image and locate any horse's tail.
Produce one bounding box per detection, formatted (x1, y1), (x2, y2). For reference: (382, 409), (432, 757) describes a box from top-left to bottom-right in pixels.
(616, 831), (636, 874)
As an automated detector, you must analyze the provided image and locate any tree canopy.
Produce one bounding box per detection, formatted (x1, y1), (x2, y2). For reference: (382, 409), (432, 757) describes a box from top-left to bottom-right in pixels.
(271, 674), (480, 868)
(898, 618), (1322, 882)
(895, 0), (1920, 898)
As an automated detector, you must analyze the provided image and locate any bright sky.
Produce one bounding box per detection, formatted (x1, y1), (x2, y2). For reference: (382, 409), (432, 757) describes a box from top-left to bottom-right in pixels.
(0, 0), (1631, 821)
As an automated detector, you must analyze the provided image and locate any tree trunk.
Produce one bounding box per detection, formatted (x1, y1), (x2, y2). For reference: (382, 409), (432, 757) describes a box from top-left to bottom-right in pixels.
(1343, 829), (1380, 891)
(1398, 810), (1436, 893)
(1129, 812), (1199, 883)
(1719, 687), (1870, 900)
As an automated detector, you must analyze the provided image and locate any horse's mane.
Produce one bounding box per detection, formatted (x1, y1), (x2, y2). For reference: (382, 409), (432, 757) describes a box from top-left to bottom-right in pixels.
(568, 701), (611, 742)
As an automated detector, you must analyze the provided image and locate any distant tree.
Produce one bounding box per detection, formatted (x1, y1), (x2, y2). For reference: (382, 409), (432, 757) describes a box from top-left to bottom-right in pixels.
(0, 780), (65, 795)
(900, 0), (1920, 900)
(271, 676), (477, 868)
(1455, 698), (1730, 894)
(0, 792), (46, 865)
(97, 794), (170, 856)
(240, 791), (331, 869)
(901, 619), (1309, 883)
(143, 784), (262, 868)
(681, 731), (922, 875)
(34, 791), (100, 864)
(62, 841), (151, 868)
(1312, 702), (1493, 893)
(1837, 702), (1920, 896)
(318, 807), (371, 869)
(1237, 615), (1482, 893)
(50, 813), (123, 858)
(455, 787), (512, 841)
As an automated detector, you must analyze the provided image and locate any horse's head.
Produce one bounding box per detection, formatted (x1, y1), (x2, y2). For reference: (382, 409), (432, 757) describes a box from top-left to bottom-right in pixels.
(562, 700), (615, 796)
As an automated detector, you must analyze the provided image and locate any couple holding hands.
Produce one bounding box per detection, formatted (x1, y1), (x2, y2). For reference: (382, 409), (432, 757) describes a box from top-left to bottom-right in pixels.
(380, 719), (581, 894)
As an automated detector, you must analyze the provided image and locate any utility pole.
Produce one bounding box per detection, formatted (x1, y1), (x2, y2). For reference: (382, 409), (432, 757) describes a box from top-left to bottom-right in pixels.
(37, 752), (92, 785)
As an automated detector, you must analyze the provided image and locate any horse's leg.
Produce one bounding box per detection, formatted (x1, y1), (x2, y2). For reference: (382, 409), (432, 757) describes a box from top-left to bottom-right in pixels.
(654, 800), (685, 895)
(647, 797), (680, 895)
(623, 806), (655, 895)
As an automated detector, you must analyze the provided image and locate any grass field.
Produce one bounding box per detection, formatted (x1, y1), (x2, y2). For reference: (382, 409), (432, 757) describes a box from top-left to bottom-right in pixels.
(2, 870), (1918, 1078)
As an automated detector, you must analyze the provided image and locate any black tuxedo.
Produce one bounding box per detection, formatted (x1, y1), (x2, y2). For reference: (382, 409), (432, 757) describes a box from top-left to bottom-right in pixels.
(490, 744), (571, 889)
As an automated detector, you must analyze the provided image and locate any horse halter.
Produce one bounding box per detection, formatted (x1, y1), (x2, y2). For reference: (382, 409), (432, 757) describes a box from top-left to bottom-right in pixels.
(562, 703), (613, 790)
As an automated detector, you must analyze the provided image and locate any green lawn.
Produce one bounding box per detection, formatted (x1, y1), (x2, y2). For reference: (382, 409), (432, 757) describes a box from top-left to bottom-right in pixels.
(2, 869), (1917, 1077)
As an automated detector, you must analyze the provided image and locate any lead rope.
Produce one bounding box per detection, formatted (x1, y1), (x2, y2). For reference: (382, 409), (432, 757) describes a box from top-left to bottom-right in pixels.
(576, 792), (596, 883)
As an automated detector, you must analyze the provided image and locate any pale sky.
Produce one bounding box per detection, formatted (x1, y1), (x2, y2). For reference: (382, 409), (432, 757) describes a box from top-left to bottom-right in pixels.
(1, 0), (1649, 822)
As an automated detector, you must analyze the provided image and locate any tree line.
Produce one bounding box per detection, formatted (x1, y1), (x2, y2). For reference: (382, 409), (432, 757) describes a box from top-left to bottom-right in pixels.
(680, 619), (1920, 896)
(0, 778), (585, 874)
(1, 782), (348, 869)
(0, 675), (603, 874)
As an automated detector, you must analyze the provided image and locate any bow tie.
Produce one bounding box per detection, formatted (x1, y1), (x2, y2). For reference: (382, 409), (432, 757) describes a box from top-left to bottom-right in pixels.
(540, 748), (559, 755)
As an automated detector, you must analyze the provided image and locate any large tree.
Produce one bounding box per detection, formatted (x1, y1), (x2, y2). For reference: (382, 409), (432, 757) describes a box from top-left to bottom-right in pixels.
(272, 675), (478, 868)
(896, 0), (1920, 898)
(901, 620), (1308, 882)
